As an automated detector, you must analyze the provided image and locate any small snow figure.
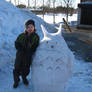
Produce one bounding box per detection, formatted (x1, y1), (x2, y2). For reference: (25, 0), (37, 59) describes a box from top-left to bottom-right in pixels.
(31, 24), (74, 92)
(13, 19), (39, 88)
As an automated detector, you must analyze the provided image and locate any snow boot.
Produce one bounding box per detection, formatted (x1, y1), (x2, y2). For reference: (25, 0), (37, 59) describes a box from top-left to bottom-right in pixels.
(22, 76), (29, 85)
(13, 78), (20, 88)
(13, 82), (19, 88)
(13, 70), (20, 88)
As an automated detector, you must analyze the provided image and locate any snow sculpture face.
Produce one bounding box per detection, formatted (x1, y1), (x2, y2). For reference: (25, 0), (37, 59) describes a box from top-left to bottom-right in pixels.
(31, 24), (74, 92)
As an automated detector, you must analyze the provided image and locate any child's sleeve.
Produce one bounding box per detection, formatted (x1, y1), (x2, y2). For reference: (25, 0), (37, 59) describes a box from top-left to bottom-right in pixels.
(29, 34), (39, 48)
(34, 34), (40, 47)
(31, 34), (40, 52)
(15, 33), (27, 51)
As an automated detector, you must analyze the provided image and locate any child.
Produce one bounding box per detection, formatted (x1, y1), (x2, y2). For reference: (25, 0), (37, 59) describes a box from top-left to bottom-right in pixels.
(13, 19), (39, 88)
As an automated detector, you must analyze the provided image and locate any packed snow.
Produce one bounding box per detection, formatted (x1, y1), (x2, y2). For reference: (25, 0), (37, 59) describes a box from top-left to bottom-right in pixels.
(0, 0), (92, 92)
(31, 25), (74, 92)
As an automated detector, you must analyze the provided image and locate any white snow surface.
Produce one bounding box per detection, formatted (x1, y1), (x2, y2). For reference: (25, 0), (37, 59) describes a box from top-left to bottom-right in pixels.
(37, 14), (77, 24)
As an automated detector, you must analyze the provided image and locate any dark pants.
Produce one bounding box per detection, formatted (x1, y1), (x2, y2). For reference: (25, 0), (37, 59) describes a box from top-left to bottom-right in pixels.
(13, 51), (33, 84)
(13, 68), (30, 83)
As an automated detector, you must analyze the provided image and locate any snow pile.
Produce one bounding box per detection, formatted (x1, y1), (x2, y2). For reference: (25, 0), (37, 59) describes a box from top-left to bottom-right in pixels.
(0, 1), (74, 92)
(31, 25), (74, 92)
(0, 0), (56, 68)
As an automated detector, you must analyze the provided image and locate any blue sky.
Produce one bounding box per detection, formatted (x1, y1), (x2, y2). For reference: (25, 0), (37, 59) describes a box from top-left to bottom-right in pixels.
(6, 0), (80, 8)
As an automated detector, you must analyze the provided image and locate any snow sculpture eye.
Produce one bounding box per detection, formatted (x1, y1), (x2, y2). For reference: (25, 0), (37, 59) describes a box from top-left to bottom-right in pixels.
(46, 41), (48, 44)
(51, 45), (54, 48)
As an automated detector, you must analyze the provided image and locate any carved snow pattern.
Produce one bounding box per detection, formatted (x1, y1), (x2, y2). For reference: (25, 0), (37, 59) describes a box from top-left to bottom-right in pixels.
(31, 24), (74, 92)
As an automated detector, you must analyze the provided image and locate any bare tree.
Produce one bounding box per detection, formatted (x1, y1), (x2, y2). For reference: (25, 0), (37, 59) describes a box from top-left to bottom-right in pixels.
(9, 0), (12, 3)
(47, 0), (51, 8)
(53, 0), (55, 24)
(35, 0), (36, 9)
(62, 0), (74, 22)
(14, 0), (16, 5)
(43, 0), (44, 19)
(28, 0), (30, 8)
(18, 0), (19, 5)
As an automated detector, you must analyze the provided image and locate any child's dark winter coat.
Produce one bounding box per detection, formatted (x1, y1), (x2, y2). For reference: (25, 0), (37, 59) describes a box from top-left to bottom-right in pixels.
(13, 32), (39, 85)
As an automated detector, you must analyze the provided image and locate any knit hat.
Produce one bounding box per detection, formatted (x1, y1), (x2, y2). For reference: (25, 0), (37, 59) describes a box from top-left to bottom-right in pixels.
(25, 19), (35, 28)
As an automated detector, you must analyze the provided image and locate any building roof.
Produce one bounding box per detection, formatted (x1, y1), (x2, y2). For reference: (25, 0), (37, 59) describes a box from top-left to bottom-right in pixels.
(80, 1), (92, 4)
(78, 1), (92, 8)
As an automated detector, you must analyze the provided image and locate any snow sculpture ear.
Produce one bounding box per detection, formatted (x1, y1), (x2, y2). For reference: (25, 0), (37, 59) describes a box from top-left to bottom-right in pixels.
(41, 24), (49, 37)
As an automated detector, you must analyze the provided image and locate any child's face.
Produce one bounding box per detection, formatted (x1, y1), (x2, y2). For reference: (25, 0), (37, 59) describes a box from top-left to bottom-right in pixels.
(26, 24), (35, 34)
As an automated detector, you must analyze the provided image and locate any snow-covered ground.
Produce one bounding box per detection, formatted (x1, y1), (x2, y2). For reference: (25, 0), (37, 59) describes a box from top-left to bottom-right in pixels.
(0, 58), (92, 92)
(37, 13), (77, 24)
(0, 0), (92, 92)
(66, 59), (92, 92)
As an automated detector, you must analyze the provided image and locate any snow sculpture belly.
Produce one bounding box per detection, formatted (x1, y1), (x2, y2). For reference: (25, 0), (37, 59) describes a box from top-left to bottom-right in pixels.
(31, 25), (74, 92)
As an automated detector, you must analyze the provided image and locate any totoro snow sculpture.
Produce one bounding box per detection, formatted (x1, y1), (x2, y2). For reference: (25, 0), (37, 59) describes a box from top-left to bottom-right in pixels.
(31, 24), (74, 92)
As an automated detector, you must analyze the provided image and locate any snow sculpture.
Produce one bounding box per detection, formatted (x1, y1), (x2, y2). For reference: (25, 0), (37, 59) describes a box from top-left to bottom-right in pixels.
(31, 24), (74, 92)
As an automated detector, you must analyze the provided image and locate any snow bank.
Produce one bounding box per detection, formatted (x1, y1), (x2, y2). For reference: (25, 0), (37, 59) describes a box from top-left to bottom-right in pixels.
(0, 0), (56, 68)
